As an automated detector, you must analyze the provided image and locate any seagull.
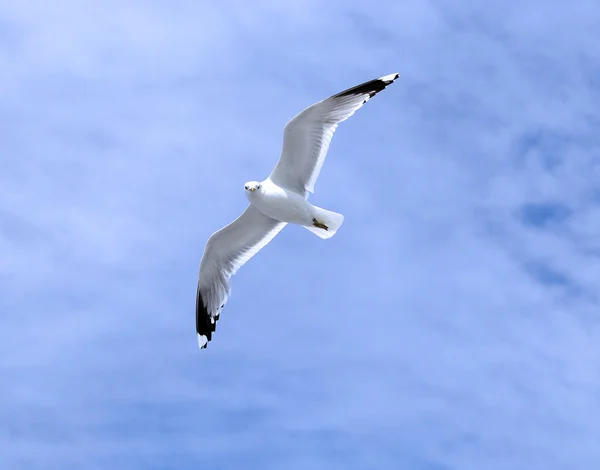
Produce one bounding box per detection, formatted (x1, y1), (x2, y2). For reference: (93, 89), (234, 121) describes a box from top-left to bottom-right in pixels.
(196, 72), (399, 349)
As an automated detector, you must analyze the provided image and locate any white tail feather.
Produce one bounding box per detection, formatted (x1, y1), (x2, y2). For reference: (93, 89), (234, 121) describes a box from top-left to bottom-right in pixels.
(303, 206), (345, 239)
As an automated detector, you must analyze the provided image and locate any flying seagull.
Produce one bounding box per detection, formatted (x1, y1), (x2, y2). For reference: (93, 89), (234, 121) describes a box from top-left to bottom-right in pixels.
(196, 72), (399, 349)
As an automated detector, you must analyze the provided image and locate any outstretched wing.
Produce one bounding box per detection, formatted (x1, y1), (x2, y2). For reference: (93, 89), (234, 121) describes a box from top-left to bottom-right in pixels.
(269, 73), (399, 196)
(196, 205), (286, 349)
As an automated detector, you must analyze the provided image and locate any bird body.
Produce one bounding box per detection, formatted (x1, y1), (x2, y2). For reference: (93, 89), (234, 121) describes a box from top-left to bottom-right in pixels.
(196, 72), (399, 349)
(245, 179), (310, 225)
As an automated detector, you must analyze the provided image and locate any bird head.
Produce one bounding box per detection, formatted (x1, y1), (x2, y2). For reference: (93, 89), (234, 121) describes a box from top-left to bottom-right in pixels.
(244, 181), (261, 193)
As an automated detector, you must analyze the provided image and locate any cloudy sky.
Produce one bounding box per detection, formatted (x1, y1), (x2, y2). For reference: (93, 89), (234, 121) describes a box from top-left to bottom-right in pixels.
(2, 1), (600, 469)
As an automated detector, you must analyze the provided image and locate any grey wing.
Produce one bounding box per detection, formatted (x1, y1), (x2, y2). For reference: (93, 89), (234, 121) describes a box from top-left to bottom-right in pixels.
(269, 73), (399, 196)
(196, 205), (286, 349)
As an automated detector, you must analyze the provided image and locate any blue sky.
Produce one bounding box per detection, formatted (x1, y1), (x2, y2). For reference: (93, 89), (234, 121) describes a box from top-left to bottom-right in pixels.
(2, 1), (600, 469)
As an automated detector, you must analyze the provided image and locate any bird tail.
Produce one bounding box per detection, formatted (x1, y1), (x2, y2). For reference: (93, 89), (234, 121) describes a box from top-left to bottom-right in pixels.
(303, 206), (345, 240)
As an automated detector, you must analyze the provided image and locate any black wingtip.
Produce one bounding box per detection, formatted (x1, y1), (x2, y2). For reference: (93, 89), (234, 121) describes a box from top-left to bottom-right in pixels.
(196, 288), (219, 349)
(332, 72), (399, 100)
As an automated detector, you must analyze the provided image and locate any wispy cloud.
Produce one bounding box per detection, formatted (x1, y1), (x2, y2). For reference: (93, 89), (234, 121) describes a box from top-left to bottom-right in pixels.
(2, 1), (600, 469)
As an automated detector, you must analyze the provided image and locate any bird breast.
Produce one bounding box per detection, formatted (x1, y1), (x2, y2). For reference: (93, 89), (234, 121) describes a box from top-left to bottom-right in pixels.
(247, 182), (311, 225)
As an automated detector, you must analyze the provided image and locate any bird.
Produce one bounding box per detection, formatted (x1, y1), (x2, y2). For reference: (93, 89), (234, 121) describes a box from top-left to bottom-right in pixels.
(196, 72), (399, 349)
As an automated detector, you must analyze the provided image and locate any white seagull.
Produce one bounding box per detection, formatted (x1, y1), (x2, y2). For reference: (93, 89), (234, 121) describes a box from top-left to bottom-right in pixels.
(196, 72), (399, 349)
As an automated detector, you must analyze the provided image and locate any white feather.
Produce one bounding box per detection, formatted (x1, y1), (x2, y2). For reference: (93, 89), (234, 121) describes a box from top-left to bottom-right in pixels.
(197, 205), (286, 321)
(269, 72), (399, 195)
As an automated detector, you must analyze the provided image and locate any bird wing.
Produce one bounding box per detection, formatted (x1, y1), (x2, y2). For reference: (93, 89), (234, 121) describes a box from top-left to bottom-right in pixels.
(196, 205), (286, 349)
(269, 73), (399, 196)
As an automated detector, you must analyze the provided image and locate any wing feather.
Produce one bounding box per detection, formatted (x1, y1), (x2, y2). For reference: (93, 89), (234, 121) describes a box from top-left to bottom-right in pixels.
(269, 73), (399, 195)
(196, 205), (286, 348)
